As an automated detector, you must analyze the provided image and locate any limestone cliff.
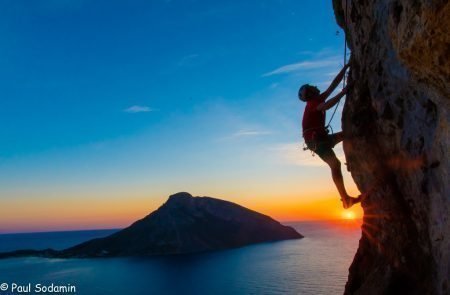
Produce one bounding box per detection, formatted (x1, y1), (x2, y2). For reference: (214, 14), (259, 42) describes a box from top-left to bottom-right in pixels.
(333, 0), (449, 294)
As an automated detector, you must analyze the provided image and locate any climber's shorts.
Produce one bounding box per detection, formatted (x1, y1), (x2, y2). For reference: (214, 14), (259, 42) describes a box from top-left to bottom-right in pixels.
(305, 133), (341, 161)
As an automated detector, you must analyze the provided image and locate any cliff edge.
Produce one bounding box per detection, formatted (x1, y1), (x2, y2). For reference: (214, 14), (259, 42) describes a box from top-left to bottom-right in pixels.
(332, 0), (449, 294)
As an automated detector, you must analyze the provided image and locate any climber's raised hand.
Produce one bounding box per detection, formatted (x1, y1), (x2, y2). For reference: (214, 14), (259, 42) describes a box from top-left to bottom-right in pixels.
(319, 64), (348, 101)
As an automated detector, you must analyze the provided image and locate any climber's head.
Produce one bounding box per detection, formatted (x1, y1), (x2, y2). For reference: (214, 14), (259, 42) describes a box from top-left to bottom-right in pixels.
(298, 84), (320, 102)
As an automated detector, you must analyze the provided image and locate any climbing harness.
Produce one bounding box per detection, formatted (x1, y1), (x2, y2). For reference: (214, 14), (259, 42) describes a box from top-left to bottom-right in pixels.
(302, 127), (331, 156)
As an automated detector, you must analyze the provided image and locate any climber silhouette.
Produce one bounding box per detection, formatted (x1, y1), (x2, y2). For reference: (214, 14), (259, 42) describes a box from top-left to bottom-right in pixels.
(298, 62), (361, 209)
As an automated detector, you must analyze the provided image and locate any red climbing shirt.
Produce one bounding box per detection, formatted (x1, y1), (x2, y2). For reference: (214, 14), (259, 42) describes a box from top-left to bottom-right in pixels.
(302, 96), (327, 141)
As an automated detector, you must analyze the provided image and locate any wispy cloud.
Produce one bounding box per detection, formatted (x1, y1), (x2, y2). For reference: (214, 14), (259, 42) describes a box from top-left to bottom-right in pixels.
(262, 56), (340, 77)
(232, 130), (272, 137)
(218, 129), (272, 141)
(124, 105), (154, 113)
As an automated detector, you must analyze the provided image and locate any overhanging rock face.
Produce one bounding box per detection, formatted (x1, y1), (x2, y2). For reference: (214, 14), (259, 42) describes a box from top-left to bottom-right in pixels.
(332, 0), (449, 294)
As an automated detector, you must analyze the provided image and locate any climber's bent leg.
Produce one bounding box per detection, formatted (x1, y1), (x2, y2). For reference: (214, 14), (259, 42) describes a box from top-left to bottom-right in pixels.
(329, 132), (344, 148)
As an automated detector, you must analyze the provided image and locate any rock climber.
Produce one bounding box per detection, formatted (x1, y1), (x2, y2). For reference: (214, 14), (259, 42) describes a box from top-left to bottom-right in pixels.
(298, 61), (361, 209)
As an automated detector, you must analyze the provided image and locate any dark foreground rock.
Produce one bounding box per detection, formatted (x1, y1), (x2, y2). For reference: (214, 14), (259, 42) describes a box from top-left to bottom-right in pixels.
(0, 192), (302, 258)
(332, 0), (449, 294)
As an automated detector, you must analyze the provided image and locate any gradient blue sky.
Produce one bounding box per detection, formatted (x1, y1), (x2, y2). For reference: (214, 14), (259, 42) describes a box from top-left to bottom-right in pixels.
(0, 0), (358, 232)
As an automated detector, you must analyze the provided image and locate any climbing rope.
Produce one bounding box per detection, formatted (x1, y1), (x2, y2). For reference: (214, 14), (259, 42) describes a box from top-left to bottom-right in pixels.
(326, 0), (349, 131)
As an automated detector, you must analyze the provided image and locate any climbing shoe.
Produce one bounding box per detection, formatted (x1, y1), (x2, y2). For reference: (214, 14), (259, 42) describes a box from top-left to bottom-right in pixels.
(341, 195), (361, 209)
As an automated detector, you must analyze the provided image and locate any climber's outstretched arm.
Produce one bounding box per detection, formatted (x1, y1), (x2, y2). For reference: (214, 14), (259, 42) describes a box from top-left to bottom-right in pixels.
(319, 63), (349, 101)
(317, 85), (348, 111)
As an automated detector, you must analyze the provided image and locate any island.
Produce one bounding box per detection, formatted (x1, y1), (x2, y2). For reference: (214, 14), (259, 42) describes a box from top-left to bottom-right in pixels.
(0, 192), (302, 259)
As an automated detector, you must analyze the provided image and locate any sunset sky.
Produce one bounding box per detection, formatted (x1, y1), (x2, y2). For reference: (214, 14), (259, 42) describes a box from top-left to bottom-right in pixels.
(0, 0), (362, 233)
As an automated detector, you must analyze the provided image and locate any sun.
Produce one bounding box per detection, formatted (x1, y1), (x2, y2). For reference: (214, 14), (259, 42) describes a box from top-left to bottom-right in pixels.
(342, 211), (356, 220)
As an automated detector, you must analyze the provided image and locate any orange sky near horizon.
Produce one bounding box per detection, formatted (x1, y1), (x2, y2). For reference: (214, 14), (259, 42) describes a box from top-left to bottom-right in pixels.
(0, 153), (364, 234)
(0, 191), (363, 233)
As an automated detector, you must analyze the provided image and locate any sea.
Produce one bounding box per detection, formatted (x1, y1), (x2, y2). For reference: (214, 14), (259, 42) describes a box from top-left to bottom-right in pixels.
(0, 221), (361, 295)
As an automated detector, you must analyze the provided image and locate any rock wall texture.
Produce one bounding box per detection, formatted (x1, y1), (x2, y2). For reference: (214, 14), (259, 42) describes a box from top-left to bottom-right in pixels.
(333, 0), (449, 294)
